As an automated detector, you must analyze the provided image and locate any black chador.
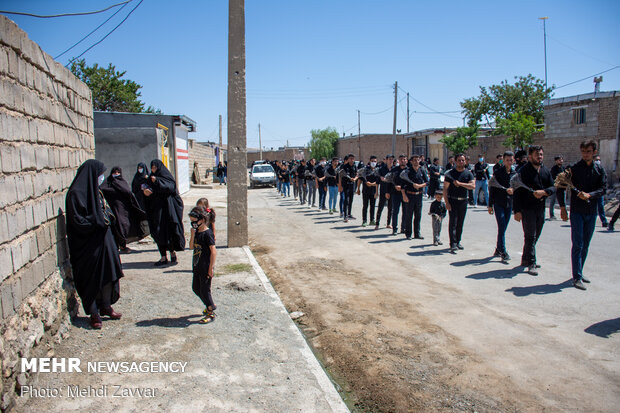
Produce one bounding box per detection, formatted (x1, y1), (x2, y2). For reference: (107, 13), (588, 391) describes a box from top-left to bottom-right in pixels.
(145, 160), (186, 254)
(66, 159), (123, 315)
(100, 168), (148, 249)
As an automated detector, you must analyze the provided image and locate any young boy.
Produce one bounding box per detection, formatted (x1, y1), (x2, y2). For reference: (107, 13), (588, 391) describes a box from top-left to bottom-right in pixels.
(429, 189), (447, 246)
(189, 207), (217, 323)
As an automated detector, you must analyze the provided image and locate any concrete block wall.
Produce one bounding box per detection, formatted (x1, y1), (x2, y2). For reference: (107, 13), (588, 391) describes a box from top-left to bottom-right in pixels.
(188, 139), (216, 183)
(0, 16), (94, 410)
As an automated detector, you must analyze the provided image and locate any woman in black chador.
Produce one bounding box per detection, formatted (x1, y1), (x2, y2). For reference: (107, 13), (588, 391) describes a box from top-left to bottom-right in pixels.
(100, 166), (148, 252)
(65, 159), (123, 330)
(131, 162), (149, 210)
(143, 159), (186, 266)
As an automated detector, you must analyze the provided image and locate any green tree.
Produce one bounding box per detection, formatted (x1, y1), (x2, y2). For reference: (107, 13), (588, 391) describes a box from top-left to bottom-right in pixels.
(461, 74), (552, 127)
(496, 112), (542, 150)
(439, 125), (479, 156)
(308, 127), (339, 159)
(70, 59), (150, 112)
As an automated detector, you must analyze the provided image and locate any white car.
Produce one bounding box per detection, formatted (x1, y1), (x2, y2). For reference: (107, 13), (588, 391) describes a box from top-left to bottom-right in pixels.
(249, 164), (277, 188)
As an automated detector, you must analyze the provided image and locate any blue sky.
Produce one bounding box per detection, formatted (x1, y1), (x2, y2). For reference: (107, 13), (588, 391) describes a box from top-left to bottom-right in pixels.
(2, 0), (619, 149)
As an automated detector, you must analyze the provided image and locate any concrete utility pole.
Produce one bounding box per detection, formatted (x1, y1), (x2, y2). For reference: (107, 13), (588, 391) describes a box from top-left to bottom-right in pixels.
(218, 114), (222, 163)
(227, 0), (247, 247)
(258, 123), (262, 159)
(392, 81), (398, 156)
(407, 92), (410, 133)
(539, 17), (548, 94)
(357, 109), (361, 158)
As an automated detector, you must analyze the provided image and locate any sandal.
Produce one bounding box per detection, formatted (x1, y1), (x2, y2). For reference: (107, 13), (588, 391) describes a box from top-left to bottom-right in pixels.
(199, 315), (215, 324)
(154, 258), (168, 267)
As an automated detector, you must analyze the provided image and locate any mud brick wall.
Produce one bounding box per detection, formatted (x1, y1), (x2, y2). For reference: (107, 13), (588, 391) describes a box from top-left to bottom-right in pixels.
(188, 139), (216, 184)
(0, 16), (94, 410)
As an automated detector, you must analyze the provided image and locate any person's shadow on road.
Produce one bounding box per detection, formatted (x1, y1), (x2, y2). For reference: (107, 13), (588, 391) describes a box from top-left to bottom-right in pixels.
(407, 248), (450, 256)
(466, 267), (520, 280)
(505, 279), (573, 296)
(584, 317), (620, 338)
(135, 314), (203, 328)
(451, 256), (494, 267)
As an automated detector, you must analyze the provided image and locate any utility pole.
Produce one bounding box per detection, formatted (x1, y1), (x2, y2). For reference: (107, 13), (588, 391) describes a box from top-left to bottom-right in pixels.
(258, 123), (262, 159)
(392, 81), (398, 156)
(539, 17), (548, 94)
(357, 109), (361, 159)
(218, 114), (222, 162)
(227, 0), (247, 247)
(407, 92), (410, 133)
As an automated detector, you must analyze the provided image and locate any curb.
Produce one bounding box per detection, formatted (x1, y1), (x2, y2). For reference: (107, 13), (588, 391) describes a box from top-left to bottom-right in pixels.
(243, 246), (350, 413)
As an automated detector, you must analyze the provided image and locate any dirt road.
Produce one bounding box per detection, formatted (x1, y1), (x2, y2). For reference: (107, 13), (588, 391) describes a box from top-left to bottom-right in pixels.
(248, 188), (619, 412)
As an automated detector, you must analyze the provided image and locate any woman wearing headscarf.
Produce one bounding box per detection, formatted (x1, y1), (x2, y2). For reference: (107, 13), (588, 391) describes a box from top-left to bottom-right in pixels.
(65, 159), (123, 330)
(100, 166), (147, 252)
(143, 159), (186, 266)
(131, 162), (149, 211)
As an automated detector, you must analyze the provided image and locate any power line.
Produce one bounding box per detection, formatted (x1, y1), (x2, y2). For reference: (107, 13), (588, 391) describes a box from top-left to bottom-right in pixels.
(66, 0), (143, 66)
(547, 34), (615, 67)
(554, 65), (620, 90)
(360, 95), (406, 115)
(54, 1), (132, 59)
(397, 85), (462, 119)
(0, 1), (132, 18)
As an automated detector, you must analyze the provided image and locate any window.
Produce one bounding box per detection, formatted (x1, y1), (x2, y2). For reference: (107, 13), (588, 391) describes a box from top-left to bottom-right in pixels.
(572, 108), (586, 125)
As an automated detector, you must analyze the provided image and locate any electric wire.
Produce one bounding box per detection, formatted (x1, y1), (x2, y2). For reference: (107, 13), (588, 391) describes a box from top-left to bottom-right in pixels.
(0, 1), (132, 18)
(554, 65), (620, 90)
(54, 1), (132, 59)
(66, 0), (144, 66)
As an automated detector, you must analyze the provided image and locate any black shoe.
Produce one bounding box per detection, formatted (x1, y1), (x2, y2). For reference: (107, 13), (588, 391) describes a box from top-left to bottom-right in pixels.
(406, 236), (412, 240)
(581, 276), (590, 283)
(170, 253), (177, 263)
(449, 245), (457, 254)
(527, 266), (538, 276)
(437, 241), (443, 245)
(573, 279), (586, 290)
(602, 222), (608, 228)
(608, 226), (615, 232)
(392, 230), (398, 236)
(414, 235), (424, 240)
(502, 252), (511, 261)
(154, 258), (168, 267)
(535, 264), (541, 269)
(493, 249), (502, 257)
(456, 244), (464, 250)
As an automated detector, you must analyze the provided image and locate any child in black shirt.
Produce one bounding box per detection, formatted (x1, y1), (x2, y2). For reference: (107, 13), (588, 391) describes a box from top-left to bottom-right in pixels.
(189, 207), (217, 323)
(429, 189), (447, 246)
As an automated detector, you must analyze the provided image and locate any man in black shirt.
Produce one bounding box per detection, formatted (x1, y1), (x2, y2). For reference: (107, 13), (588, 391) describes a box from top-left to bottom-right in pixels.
(326, 157), (339, 214)
(473, 154), (490, 206)
(443, 154), (475, 253)
(391, 154), (409, 235)
(558, 140), (607, 290)
(296, 159), (307, 204)
(548, 156), (565, 219)
(445, 156), (455, 172)
(315, 157), (327, 210)
(492, 154), (503, 174)
(375, 155), (394, 230)
(488, 151), (516, 262)
(360, 156), (379, 226)
(341, 154), (358, 222)
(427, 158), (441, 200)
(466, 155), (475, 205)
(513, 146), (555, 275)
(306, 158), (317, 207)
(402, 155), (428, 239)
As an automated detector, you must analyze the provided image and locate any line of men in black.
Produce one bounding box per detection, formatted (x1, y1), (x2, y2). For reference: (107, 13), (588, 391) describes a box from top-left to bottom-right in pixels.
(268, 142), (609, 291)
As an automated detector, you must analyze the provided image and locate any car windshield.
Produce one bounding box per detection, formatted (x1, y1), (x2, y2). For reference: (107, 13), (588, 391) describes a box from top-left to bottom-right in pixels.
(253, 165), (273, 173)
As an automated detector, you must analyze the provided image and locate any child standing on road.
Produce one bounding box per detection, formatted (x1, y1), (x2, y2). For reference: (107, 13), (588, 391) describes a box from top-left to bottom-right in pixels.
(429, 189), (447, 246)
(196, 197), (216, 241)
(189, 207), (217, 324)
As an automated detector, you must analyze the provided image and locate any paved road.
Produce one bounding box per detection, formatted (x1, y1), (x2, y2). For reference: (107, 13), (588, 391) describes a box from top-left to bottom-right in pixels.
(248, 186), (620, 411)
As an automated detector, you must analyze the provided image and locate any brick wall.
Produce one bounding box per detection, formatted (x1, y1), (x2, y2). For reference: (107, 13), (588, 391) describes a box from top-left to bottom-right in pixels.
(0, 16), (94, 410)
(337, 134), (407, 162)
(188, 139), (216, 184)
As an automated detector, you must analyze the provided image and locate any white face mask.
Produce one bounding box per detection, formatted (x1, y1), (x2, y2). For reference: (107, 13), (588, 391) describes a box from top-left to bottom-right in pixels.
(595, 160), (601, 165)
(98, 174), (105, 186)
(320, 161), (326, 166)
(479, 158), (484, 162)
(138, 168), (144, 174)
(370, 161), (377, 168)
(112, 173), (121, 178)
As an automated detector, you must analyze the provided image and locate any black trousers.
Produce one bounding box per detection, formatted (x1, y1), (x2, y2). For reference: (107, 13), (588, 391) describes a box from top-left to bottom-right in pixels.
(362, 192), (376, 223)
(343, 184), (355, 217)
(448, 198), (468, 246)
(376, 189), (392, 226)
(521, 207), (545, 266)
(87, 281), (117, 315)
(192, 271), (215, 310)
(428, 179), (440, 198)
(404, 194), (423, 237)
(391, 191), (405, 232)
(157, 243), (174, 257)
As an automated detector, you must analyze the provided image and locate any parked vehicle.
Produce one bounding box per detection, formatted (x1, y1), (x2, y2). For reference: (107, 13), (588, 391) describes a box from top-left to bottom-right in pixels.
(249, 164), (276, 188)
